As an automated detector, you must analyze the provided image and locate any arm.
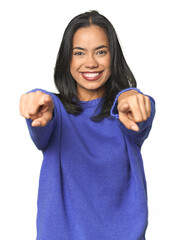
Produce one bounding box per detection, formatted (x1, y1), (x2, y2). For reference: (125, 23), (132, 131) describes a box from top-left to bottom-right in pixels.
(111, 88), (155, 146)
(20, 89), (57, 151)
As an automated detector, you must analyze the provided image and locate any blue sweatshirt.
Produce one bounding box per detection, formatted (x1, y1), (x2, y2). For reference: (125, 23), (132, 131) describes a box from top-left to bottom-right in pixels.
(26, 88), (155, 240)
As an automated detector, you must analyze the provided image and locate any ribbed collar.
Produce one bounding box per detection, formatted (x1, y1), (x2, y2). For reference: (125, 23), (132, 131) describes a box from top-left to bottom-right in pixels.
(78, 97), (103, 109)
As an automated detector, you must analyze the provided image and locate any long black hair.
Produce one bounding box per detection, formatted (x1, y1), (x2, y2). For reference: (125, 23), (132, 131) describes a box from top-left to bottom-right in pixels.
(54, 10), (136, 121)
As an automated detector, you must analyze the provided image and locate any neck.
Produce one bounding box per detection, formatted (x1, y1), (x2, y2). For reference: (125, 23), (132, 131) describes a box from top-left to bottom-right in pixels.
(78, 87), (105, 101)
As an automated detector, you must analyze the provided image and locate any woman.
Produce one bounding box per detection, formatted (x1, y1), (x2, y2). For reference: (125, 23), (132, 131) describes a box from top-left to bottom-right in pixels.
(20, 10), (155, 240)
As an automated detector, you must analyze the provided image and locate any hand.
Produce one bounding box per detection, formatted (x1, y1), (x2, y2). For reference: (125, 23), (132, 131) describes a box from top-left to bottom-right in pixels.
(117, 90), (151, 132)
(19, 91), (54, 127)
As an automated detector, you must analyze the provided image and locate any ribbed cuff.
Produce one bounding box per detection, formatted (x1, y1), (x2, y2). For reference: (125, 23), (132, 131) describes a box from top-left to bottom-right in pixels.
(110, 88), (142, 118)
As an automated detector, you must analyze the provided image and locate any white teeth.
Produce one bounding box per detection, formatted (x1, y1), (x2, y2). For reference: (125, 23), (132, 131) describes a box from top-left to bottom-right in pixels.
(82, 72), (100, 77)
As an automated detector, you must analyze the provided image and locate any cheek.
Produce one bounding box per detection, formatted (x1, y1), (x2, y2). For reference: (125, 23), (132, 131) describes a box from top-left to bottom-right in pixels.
(70, 60), (77, 77)
(70, 59), (75, 71)
(101, 55), (111, 70)
(104, 58), (111, 75)
(70, 59), (82, 83)
(70, 58), (83, 74)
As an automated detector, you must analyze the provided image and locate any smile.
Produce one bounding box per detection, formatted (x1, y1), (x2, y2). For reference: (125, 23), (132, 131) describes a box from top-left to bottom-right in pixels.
(81, 71), (103, 81)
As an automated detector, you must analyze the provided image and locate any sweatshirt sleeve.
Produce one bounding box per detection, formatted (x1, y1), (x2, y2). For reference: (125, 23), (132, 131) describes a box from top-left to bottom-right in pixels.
(25, 89), (58, 151)
(110, 88), (156, 147)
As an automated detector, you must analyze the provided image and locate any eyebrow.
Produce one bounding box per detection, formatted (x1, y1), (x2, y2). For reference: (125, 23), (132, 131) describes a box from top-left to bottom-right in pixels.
(73, 45), (109, 51)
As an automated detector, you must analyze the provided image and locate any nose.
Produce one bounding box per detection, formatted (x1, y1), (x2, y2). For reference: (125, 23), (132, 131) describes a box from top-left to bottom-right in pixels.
(84, 54), (98, 69)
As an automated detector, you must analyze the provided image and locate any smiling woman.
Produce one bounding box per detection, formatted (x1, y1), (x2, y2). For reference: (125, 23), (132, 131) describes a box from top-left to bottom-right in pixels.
(54, 10), (136, 121)
(19, 10), (155, 240)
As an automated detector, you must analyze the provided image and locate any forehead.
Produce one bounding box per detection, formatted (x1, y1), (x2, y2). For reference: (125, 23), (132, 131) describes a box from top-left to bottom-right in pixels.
(72, 25), (109, 47)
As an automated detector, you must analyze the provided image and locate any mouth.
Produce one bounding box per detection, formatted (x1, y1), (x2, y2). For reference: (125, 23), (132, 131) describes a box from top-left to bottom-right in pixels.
(80, 71), (104, 81)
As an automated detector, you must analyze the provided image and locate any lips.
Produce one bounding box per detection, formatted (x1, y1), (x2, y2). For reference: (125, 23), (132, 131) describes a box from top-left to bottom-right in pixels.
(81, 71), (103, 81)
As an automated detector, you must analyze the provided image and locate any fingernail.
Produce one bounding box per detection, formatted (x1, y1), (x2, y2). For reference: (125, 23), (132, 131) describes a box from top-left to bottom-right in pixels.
(33, 122), (40, 127)
(36, 122), (41, 127)
(131, 125), (138, 131)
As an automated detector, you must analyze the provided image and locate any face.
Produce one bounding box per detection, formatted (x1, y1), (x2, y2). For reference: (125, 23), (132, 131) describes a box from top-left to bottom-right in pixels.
(70, 25), (111, 101)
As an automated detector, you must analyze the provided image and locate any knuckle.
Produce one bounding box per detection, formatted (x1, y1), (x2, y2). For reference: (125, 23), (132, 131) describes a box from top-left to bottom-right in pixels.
(42, 115), (50, 125)
(36, 90), (46, 98)
(138, 93), (144, 100)
(35, 90), (41, 95)
(135, 116), (143, 123)
(42, 119), (47, 127)
(129, 94), (138, 103)
(45, 92), (50, 97)
(136, 93), (144, 102)
(145, 95), (150, 103)
(35, 91), (43, 99)
(28, 108), (37, 115)
(28, 110), (34, 115)
(20, 111), (29, 119)
(45, 95), (53, 105)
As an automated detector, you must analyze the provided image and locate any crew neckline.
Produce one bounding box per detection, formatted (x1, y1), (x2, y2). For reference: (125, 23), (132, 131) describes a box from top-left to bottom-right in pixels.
(78, 97), (103, 109)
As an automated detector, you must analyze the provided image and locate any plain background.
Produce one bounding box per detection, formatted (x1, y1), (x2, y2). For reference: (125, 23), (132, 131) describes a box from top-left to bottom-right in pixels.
(1, 0), (186, 239)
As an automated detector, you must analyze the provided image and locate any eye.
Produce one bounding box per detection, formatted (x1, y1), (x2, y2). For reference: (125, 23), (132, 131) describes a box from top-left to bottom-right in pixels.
(96, 50), (107, 55)
(74, 52), (84, 56)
